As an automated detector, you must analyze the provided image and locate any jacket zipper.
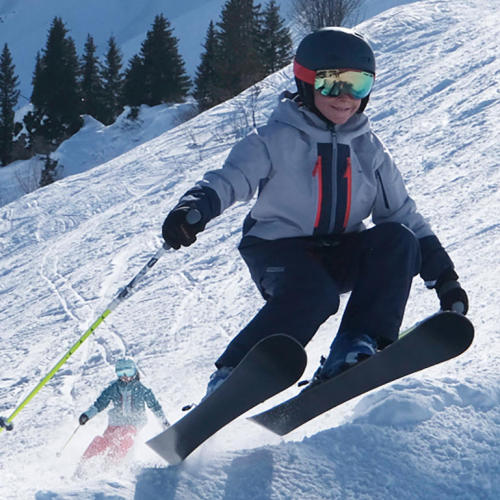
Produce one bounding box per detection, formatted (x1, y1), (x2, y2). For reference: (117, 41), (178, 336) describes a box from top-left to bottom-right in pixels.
(313, 125), (339, 233)
(376, 170), (390, 209)
(343, 157), (352, 229)
(331, 125), (338, 232)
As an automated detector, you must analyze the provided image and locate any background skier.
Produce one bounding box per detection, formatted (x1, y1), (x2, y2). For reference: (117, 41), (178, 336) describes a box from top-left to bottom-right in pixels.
(161, 27), (468, 394)
(78, 358), (169, 464)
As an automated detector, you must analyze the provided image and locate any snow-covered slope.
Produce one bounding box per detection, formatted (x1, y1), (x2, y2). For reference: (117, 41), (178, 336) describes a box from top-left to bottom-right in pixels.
(1, 102), (196, 207)
(0, 0), (416, 209)
(0, 0), (499, 498)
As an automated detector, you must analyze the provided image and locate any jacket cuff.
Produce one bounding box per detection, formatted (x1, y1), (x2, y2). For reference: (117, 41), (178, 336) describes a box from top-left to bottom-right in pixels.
(177, 186), (221, 223)
(85, 406), (98, 420)
(419, 235), (455, 287)
(435, 267), (459, 289)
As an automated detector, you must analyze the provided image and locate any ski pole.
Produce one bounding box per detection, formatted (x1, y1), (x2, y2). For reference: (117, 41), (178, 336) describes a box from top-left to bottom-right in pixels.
(56, 424), (80, 457)
(0, 244), (171, 434)
(0, 209), (201, 434)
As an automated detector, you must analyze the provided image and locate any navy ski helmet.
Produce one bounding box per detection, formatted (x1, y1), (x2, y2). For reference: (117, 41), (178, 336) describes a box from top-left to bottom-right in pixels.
(294, 27), (376, 114)
(115, 358), (137, 378)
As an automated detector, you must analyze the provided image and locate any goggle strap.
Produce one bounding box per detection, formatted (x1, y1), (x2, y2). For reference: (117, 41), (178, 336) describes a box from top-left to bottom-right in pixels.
(293, 60), (316, 85)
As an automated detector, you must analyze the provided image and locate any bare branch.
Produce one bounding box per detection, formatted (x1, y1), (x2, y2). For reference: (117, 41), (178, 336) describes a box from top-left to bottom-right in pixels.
(290, 0), (363, 36)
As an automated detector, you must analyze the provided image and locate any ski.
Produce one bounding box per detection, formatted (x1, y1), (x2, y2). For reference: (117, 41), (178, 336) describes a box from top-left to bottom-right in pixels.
(249, 312), (474, 435)
(147, 334), (307, 464)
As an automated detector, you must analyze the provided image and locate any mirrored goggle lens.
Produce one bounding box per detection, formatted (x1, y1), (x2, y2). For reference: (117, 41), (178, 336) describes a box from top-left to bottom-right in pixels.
(314, 70), (374, 99)
(117, 368), (135, 377)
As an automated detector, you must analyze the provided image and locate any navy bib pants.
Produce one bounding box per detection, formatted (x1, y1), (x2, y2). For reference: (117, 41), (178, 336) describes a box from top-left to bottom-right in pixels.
(216, 222), (421, 368)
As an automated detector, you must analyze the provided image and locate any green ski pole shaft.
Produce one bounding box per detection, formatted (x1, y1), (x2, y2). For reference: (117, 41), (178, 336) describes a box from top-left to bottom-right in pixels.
(0, 243), (170, 433)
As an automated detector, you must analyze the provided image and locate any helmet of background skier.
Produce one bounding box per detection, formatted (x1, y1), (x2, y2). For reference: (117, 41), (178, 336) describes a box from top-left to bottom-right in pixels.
(293, 27), (376, 113)
(115, 358), (137, 377)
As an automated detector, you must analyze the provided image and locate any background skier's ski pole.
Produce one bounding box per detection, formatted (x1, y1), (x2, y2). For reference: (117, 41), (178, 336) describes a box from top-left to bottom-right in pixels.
(56, 424), (80, 457)
(0, 243), (169, 433)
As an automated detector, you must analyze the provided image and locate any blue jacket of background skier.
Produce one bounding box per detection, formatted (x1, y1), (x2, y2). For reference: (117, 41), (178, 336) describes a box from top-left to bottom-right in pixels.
(83, 378), (166, 428)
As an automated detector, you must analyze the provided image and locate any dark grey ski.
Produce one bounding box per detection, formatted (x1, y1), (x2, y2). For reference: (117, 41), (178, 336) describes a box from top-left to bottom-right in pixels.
(249, 312), (474, 435)
(147, 334), (307, 464)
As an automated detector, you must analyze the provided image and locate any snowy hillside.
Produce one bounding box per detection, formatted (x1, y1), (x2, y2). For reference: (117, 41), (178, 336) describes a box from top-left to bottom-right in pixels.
(0, 0), (416, 208)
(0, 0), (499, 499)
(1, 102), (197, 207)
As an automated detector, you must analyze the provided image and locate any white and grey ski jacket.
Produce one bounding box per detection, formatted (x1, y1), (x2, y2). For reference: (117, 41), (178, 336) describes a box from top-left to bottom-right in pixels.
(177, 92), (454, 283)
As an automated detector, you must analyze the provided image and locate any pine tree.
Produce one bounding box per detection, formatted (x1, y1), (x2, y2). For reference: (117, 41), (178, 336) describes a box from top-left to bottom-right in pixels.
(193, 21), (221, 111)
(140, 14), (190, 105)
(30, 52), (44, 111)
(0, 43), (20, 166)
(29, 17), (82, 145)
(80, 34), (104, 121)
(214, 0), (265, 103)
(100, 36), (124, 125)
(22, 53), (44, 152)
(122, 54), (146, 108)
(260, 0), (292, 74)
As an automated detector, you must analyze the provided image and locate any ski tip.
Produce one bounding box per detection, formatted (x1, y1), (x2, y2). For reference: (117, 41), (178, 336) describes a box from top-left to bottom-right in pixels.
(256, 334), (308, 376)
(248, 414), (289, 436)
(146, 431), (184, 466)
(439, 311), (475, 345)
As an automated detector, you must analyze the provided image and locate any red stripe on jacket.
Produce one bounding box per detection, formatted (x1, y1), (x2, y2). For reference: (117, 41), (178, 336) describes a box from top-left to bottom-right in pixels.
(343, 157), (352, 229)
(313, 156), (323, 228)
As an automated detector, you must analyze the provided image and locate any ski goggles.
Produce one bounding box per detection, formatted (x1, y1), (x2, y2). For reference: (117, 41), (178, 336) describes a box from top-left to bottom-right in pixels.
(117, 367), (136, 378)
(314, 69), (375, 99)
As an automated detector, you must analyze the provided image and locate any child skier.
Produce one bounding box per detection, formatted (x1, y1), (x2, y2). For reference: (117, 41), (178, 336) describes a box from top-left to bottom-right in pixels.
(78, 358), (169, 464)
(161, 27), (468, 394)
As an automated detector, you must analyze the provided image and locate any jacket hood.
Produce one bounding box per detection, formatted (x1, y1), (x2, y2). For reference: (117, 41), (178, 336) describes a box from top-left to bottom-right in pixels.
(268, 91), (371, 142)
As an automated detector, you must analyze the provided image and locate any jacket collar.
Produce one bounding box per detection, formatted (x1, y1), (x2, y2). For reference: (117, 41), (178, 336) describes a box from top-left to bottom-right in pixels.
(269, 91), (371, 142)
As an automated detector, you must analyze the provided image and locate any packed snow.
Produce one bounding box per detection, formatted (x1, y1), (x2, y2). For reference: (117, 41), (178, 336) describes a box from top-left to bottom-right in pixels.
(1, 102), (197, 207)
(0, 0), (499, 499)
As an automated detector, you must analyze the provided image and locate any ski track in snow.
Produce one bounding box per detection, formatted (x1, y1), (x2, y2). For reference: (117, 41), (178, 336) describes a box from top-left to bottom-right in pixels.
(1, 0), (499, 498)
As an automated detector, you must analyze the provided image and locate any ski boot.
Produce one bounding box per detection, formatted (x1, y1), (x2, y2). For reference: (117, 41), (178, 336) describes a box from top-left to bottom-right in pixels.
(204, 366), (233, 399)
(308, 333), (378, 388)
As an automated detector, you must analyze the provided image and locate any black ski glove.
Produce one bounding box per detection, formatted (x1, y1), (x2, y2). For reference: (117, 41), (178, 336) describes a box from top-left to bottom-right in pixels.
(162, 206), (205, 250)
(79, 413), (89, 425)
(435, 268), (469, 315)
